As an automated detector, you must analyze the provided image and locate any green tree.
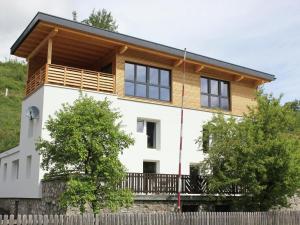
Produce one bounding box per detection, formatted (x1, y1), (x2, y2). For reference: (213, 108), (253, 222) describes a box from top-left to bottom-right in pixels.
(36, 95), (134, 212)
(197, 92), (300, 211)
(82, 9), (118, 31)
(285, 100), (300, 136)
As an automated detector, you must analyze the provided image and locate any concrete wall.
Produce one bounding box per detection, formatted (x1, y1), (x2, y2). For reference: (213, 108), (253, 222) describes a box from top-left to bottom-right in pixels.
(0, 84), (216, 198)
(0, 88), (44, 198)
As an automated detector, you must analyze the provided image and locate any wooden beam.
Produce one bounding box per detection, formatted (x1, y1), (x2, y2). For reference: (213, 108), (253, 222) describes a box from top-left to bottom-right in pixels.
(195, 65), (205, 73)
(27, 27), (58, 60)
(174, 59), (183, 67)
(235, 75), (244, 82)
(47, 38), (53, 64)
(254, 80), (264, 87)
(39, 23), (271, 83)
(119, 45), (128, 54)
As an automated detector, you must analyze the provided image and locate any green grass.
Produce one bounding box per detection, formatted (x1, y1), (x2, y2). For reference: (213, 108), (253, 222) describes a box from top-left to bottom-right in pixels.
(0, 60), (26, 152)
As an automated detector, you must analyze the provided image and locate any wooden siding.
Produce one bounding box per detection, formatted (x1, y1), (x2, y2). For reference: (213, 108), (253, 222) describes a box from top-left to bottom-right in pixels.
(116, 51), (256, 116)
(18, 23), (261, 115)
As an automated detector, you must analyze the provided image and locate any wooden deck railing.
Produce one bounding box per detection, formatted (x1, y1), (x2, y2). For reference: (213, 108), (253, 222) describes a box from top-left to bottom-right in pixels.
(26, 65), (47, 95)
(121, 173), (245, 195)
(43, 172), (244, 195)
(26, 64), (115, 96)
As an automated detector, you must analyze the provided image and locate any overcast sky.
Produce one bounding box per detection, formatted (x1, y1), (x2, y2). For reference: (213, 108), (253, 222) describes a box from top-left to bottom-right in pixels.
(0, 0), (299, 103)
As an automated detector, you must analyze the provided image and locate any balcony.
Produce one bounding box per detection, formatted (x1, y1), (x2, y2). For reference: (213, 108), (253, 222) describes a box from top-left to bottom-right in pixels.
(121, 173), (244, 195)
(43, 172), (244, 196)
(26, 64), (115, 96)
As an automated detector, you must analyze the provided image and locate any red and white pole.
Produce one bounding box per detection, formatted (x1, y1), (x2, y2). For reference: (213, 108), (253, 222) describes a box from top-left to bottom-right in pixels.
(177, 48), (187, 211)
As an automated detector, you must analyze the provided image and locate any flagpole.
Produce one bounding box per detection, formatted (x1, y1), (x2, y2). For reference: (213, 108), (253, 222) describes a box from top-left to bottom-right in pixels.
(177, 48), (187, 211)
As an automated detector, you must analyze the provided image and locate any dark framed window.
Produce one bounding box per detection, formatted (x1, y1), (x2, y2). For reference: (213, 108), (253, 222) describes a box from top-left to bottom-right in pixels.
(200, 77), (230, 110)
(146, 122), (156, 149)
(125, 62), (171, 101)
(143, 161), (157, 173)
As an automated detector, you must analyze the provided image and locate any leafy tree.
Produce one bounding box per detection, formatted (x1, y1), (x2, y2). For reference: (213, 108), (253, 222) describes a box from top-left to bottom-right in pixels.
(36, 95), (134, 212)
(82, 9), (118, 31)
(197, 92), (300, 211)
(285, 100), (300, 136)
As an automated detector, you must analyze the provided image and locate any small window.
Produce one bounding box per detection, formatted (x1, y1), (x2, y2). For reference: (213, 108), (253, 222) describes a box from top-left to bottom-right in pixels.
(26, 155), (32, 179)
(137, 120), (144, 133)
(146, 122), (156, 149)
(12, 160), (19, 180)
(201, 77), (230, 110)
(143, 161), (157, 174)
(3, 163), (7, 181)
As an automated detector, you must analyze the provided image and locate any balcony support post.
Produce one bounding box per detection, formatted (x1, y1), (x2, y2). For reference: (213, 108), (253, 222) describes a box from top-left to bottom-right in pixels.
(47, 38), (53, 64)
(27, 27), (58, 61)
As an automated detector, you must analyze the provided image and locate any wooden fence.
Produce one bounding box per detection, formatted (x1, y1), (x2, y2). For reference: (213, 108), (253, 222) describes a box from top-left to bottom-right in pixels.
(1, 212), (300, 225)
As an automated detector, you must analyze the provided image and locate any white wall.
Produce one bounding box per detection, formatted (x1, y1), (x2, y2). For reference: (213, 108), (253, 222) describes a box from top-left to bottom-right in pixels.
(0, 84), (215, 198)
(0, 87), (44, 198)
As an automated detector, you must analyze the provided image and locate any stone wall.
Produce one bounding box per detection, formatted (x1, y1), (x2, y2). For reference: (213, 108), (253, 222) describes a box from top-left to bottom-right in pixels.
(0, 180), (180, 215)
(0, 180), (66, 215)
(2, 179), (299, 214)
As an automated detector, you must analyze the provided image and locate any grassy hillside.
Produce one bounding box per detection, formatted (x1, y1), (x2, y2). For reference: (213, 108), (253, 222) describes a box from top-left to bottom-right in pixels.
(0, 60), (26, 152)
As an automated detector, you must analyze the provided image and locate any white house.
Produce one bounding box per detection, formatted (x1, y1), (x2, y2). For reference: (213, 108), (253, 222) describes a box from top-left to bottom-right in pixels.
(0, 12), (275, 212)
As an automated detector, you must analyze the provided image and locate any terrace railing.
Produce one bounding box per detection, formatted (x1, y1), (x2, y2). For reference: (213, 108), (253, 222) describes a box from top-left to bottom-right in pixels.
(121, 173), (245, 195)
(43, 172), (245, 195)
(26, 64), (115, 96)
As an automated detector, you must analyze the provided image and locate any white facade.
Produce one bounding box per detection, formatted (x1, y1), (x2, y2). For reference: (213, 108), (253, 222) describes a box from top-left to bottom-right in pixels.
(0, 84), (215, 198)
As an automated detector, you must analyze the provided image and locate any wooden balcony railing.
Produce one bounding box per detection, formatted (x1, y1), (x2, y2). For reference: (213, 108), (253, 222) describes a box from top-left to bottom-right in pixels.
(26, 65), (47, 95)
(43, 172), (245, 195)
(121, 173), (245, 195)
(26, 64), (115, 96)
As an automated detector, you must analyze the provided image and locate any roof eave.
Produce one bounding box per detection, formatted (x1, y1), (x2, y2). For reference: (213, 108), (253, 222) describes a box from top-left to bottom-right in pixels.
(10, 12), (276, 81)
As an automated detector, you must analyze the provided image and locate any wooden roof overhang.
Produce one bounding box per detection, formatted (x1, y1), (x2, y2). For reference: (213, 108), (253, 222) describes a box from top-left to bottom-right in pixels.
(11, 12), (276, 84)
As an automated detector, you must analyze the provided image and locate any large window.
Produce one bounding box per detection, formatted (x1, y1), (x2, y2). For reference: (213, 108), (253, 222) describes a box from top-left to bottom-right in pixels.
(125, 63), (171, 101)
(200, 77), (230, 110)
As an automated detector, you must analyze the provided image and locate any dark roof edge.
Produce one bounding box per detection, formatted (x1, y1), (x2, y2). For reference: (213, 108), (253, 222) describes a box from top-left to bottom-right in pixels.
(11, 12), (276, 81)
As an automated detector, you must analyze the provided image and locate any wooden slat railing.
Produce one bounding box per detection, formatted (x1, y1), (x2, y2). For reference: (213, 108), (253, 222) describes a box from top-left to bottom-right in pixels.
(25, 64), (115, 96)
(43, 172), (244, 195)
(26, 65), (46, 96)
(120, 173), (178, 194)
(121, 173), (245, 195)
